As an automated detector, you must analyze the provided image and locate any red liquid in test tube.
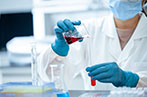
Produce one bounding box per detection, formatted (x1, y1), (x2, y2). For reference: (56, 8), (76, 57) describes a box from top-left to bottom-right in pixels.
(91, 77), (96, 86)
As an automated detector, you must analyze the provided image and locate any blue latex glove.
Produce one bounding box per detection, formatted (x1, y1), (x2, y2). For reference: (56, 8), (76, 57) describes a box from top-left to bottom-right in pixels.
(51, 19), (81, 56)
(86, 62), (139, 87)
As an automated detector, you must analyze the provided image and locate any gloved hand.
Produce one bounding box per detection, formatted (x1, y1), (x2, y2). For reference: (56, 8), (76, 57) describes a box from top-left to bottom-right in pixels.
(51, 19), (81, 56)
(86, 62), (139, 87)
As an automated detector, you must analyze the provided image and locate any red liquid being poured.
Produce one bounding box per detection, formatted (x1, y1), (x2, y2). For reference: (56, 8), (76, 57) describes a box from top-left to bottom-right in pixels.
(91, 77), (96, 86)
(64, 36), (83, 44)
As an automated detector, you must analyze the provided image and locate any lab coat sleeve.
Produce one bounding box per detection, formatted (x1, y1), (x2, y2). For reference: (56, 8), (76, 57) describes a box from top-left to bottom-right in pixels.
(37, 45), (65, 82)
(37, 33), (88, 86)
(137, 72), (147, 87)
(37, 42), (87, 89)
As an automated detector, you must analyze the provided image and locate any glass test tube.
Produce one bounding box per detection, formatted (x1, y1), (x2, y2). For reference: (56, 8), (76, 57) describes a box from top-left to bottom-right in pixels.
(85, 25), (96, 87)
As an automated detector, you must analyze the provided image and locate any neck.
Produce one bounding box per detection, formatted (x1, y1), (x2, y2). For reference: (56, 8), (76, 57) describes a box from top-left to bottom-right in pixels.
(114, 14), (141, 29)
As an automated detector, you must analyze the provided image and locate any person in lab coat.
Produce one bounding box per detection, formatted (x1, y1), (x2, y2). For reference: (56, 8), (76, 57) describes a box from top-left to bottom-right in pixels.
(38, 0), (147, 90)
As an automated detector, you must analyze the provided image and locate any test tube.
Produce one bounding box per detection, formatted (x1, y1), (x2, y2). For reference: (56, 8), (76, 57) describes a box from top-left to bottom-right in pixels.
(86, 29), (96, 87)
(91, 77), (96, 86)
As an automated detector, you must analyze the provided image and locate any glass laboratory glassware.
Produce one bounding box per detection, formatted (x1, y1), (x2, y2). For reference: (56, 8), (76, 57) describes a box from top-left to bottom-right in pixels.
(85, 30), (96, 87)
(31, 42), (42, 86)
(49, 64), (69, 97)
(63, 23), (90, 44)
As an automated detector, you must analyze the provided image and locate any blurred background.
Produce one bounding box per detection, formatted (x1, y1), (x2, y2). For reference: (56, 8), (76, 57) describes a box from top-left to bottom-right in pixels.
(0, 0), (111, 84)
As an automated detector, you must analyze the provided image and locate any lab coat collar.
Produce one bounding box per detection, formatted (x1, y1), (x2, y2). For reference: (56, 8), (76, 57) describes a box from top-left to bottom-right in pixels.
(104, 13), (147, 63)
(103, 13), (116, 38)
(103, 13), (121, 60)
(117, 13), (147, 63)
(131, 13), (147, 40)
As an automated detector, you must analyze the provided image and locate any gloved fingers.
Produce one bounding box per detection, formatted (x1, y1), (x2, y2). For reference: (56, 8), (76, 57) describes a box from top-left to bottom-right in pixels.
(91, 71), (112, 81)
(54, 27), (63, 33)
(109, 62), (117, 67)
(88, 65), (110, 77)
(99, 77), (113, 83)
(57, 20), (68, 31)
(63, 19), (75, 31)
(71, 20), (81, 25)
(54, 27), (65, 40)
(107, 62), (121, 73)
(86, 63), (108, 72)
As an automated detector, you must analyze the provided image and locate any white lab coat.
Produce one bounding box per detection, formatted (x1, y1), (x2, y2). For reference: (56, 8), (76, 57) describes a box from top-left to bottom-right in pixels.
(38, 13), (147, 90)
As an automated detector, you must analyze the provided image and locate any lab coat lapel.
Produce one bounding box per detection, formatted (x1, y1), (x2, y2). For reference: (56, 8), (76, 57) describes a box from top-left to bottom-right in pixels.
(108, 37), (121, 61)
(115, 13), (147, 64)
(118, 13), (147, 63)
(104, 14), (121, 61)
(117, 40), (134, 63)
(132, 13), (147, 40)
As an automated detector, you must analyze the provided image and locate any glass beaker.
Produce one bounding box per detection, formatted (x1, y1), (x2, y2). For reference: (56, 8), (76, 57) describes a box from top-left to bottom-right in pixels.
(63, 23), (90, 44)
(49, 64), (70, 97)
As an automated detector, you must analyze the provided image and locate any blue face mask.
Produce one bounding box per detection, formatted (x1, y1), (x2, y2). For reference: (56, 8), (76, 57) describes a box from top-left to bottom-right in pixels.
(109, 0), (142, 21)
